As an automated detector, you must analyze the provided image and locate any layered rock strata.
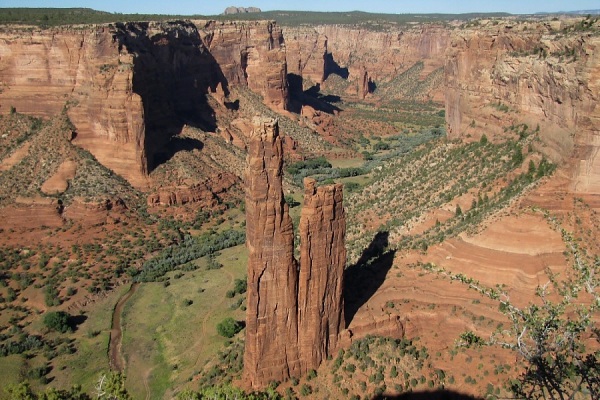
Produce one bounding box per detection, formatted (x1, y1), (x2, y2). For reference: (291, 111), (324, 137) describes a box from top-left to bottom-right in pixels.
(284, 24), (450, 100)
(146, 172), (238, 207)
(243, 117), (301, 387)
(243, 118), (346, 388)
(199, 20), (289, 111)
(445, 19), (600, 194)
(0, 21), (289, 187)
(298, 178), (346, 374)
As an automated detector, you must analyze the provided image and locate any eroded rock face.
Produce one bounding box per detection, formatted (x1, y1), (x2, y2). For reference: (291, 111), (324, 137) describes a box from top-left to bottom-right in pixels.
(445, 20), (600, 194)
(0, 20), (290, 187)
(298, 178), (346, 375)
(146, 172), (238, 207)
(284, 25), (450, 100)
(200, 20), (289, 111)
(285, 28), (328, 85)
(243, 117), (301, 387)
(243, 118), (346, 388)
(0, 26), (147, 187)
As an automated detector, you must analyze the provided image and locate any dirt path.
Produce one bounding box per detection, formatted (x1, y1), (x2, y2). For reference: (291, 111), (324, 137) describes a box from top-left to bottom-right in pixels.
(109, 283), (139, 372)
(143, 368), (151, 400)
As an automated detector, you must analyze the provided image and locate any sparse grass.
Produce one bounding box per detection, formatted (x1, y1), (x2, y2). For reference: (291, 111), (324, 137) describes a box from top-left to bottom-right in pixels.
(120, 245), (247, 398)
(0, 354), (24, 389)
(345, 131), (549, 261)
(49, 284), (130, 393)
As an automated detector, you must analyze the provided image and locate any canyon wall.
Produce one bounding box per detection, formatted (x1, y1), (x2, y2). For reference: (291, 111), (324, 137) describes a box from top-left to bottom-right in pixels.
(199, 20), (289, 111)
(243, 118), (346, 388)
(284, 24), (451, 100)
(0, 25), (147, 186)
(445, 19), (600, 194)
(0, 21), (289, 187)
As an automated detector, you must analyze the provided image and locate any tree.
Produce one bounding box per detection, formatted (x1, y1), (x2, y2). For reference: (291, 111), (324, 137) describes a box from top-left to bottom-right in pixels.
(458, 330), (484, 348)
(4, 381), (91, 399)
(94, 372), (131, 400)
(216, 318), (243, 338)
(43, 311), (71, 333)
(495, 232), (600, 399)
(455, 204), (463, 217)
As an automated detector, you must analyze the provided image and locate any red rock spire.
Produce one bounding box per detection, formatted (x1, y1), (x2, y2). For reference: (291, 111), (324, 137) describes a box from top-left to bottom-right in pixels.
(243, 118), (347, 389)
(243, 117), (300, 388)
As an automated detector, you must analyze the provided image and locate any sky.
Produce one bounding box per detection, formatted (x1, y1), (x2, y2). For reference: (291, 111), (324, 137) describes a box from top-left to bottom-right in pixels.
(0, 0), (598, 16)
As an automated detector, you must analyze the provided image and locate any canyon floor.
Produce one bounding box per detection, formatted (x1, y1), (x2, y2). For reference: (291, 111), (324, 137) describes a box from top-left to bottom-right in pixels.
(0, 10), (599, 400)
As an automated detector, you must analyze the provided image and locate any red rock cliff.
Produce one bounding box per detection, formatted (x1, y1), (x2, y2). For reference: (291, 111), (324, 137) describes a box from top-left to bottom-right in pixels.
(0, 25), (147, 186)
(298, 177), (346, 375)
(0, 21), (290, 187)
(199, 20), (289, 111)
(445, 18), (600, 194)
(284, 24), (450, 100)
(243, 117), (301, 387)
(243, 118), (347, 388)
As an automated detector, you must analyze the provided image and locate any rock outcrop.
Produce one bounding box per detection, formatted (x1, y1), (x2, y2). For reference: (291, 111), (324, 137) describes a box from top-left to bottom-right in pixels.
(298, 178), (346, 374)
(63, 197), (127, 226)
(0, 25), (147, 186)
(243, 118), (346, 388)
(284, 24), (450, 100)
(243, 117), (301, 387)
(445, 19), (600, 194)
(285, 28), (328, 85)
(223, 7), (262, 15)
(199, 20), (289, 111)
(147, 172), (238, 207)
(0, 20), (290, 187)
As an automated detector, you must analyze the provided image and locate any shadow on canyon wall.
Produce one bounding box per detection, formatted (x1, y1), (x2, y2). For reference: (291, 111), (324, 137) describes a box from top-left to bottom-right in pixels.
(115, 21), (229, 173)
(372, 390), (483, 400)
(287, 73), (342, 115)
(344, 231), (395, 327)
(324, 52), (349, 80)
(152, 136), (204, 167)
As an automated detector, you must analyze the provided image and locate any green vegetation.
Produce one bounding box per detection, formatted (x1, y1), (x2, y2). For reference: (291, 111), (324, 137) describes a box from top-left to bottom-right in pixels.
(0, 8), (512, 29)
(285, 155), (368, 186)
(216, 317), (243, 338)
(0, 8), (201, 26)
(498, 226), (600, 399)
(413, 211), (600, 400)
(457, 331), (485, 348)
(0, 112), (139, 207)
(176, 384), (280, 399)
(329, 335), (449, 398)
(42, 311), (71, 333)
(121, 245), (247, 398)
(4, 372), (130, 400)
(346, 129), (554, 260)
(134, 229), (245, 282)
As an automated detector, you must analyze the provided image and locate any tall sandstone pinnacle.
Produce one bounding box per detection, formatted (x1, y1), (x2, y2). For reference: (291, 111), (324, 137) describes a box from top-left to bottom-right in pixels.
(243, 117), (346, 389)
(298, 178), (346, 375)
(243, 117), (301, 387)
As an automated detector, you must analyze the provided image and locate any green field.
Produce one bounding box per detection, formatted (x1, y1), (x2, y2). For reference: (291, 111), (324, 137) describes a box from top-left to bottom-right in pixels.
(120, 245), (248, 399)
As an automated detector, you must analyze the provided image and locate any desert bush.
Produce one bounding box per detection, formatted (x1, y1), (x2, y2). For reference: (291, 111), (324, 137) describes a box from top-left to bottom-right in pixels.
(43, 311), (71, 333)
(216, 318), (243, 338)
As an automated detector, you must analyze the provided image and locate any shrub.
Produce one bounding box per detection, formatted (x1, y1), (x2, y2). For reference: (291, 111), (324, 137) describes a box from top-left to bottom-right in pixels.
(300, 384), (312, 396)
(216, 318), (243, 338)
(43, 311), (71, 333)
(458, 330), (484, 347)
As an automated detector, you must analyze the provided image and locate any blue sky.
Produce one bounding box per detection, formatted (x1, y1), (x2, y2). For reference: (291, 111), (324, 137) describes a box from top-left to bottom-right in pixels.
(0, 0), (598, 15)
